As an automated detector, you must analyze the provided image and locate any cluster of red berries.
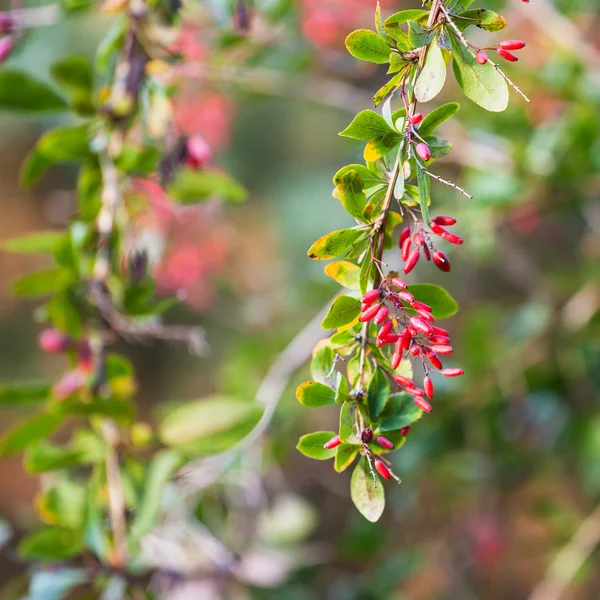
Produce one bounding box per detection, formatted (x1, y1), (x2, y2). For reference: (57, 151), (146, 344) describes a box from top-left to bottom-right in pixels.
(476, 40), (526, 65)
(358, 281), (464, 412)
(399, 215), (462, 275)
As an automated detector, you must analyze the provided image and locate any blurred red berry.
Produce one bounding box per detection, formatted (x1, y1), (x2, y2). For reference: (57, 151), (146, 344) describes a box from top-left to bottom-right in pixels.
(39, 329), (71, 354)
(432, 249), (451, 272)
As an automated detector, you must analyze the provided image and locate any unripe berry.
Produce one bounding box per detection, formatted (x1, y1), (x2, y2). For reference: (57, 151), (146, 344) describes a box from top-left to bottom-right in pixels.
(393, 374), (414, 388)
(399, 426), (411, 436)
(391, 277), (407, 290)
(410, 113), (423, 125)
(39, 329), (71, 354)
(391, 352), (402, 369)
(185, 135), (213, 169)
(377, 436), (394, 450)
(324, 435), (342, 450)
(374, 458), (391, 480)
(442, 368), (464, 377)
(424, 375), (434, 399)
(497, 48), (518, 62)
(410, 317), (433, 336)
(431, 344), (453, 355)
(0, 36), (13, 63)
(359, 304), (380, 322)
(361, 427), (374, 444)
(403, 249), (420, 274)
(377, 320), (393, 340)
(415, 143), (431, 162)
(476, 52), (488, 65)
(413, 396), (432, 412)
(432, 216), (456, 226)
(401, 236), (412, 261)
(499, 40), (526, 50)
(361, 289), (380, 305)
(53, 371), (84, 401)
(432, 249), (451, 272)
(374, 306), (389, 324)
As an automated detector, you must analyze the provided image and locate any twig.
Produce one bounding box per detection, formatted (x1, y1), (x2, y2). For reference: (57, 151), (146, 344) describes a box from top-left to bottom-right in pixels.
(489, 59), (531, 103)
(424, 169), (473, 198)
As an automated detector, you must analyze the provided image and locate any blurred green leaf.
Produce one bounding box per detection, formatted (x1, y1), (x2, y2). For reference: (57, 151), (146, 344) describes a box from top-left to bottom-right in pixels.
(321, 296), (361, 330)
(2, 231), (64, 254)
(0, 382), (50, 406)
(50, 55), (93, 93)
(168, 169), (246, 204)
(0, 412), (63, 456)
(19, 527), (84, 562)
(296, 382), (336, 407)
(345, 29), (391, 64)
(24, 569), (88, 600)
(296, 431), (337, 460)
(20, 150), (52, 189)
(24, 441), (84, 474)
(351, 458), (385, 522)
(37, 125), (93, 163)
(38, 480), (86, 529)
(407, 283), (458, 319)
(11, 268), (63, 297)
(0, 71), (67, 113)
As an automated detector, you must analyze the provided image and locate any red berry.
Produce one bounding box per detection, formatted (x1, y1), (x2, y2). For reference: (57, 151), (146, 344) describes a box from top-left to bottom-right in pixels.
(428, 335), (450, 344)
(374, 306), (389, 324)
(0, 36), (13, 63)
(409, 344), (420, 357)
(424, 351), (443, 370)
(398, 291), (414, 303)
(394, 374), (414, 388)
(415, 143), (431, 162)
(377, 320), (393, 339)
(361, 428), (374, 444)
(403, 249), (420, 274)
(440, 231), (463, 245)
(361, 289), (380, 305)
(431, 344), (453, 355)
(424, 375), (434, 399)
(39, 329), (71, 354)
(499, 40), (526, 50)
(391, 352), (402, 369)
(401, 236), (412, 261)
(432, 250), (451, 272)
(391, 277), (407, 290)
(432, 216), (456, 226)
(400, 328), (412, 350)
(399, 226), (410, 248)
(376, 337), (385, 348)
(442, 368), (464, 377)
(0, 12), (13, 33)
(417, 309), (435, 323)
(413, 396), (432, 412)
(410, 113), (423, 125)
(77, 341), (93, 373)
(409, 317), (433, 336)
(377, 436), (394, 450)
(400, 426), (411, 436)
(414, 231), (425, 248)
(382, 333), (400, 344)
(407, 387), (425, 397)
(185, 135), (213, 168)
(422, 244), (431, 260)
(324, 435), (342, 450)
(431, 326), (449, 337)
(359, 304), (380, 322)
(497, 48), (518, 62)
(476, 51), (488, 65)
(361, 302), (370, 312)
(375, 459), (391, 480)
(412, 301), (432, 312)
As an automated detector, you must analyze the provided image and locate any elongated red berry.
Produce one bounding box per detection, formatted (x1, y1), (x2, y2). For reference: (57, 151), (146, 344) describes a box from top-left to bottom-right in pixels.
(423, 244), (431, 260)
(424, 351), (442, 369)
(407, 386), (425, 397)
(442, 368), (464, 377)
(361, 289), (380, 305)
(377, 436), (394, 450)
(324, 435), (342, 450)
(383, 333), (400, 343)
(432, 249), (451, 272)
(404, 249), (420, 274)
(499, 40), (526, 50)
(375, 458), (391, 480)
(359, 304), (380, 322)
(431, 344), (453, 355)
(413, 396), (432, 412)
(424, 375), (434, 399)
(417, 309), (435, 323)
(186, 135), (213, 169)
(377, 320), (393, 339)
(431, 325), (448, 336)
(401, 328), (412, 350)
(410, 113), (423, 125)
(399, 226), (410, 248)
(361, 302), (370, 312)
(376, 337), (385, 348)
(391, 277), (407, 290)
(401, 236), (412, 261)
(416, 143), (431, 162)
(400, 426), (411, 436)
(410, 317), (433, 336)
(398, 291), (414, 303)
(428, 335), (450, 345)
(53, 371), (84, 401)
(414, 231), (424, 248)
(394, 374), (414, 388)
(413, 301), (432, 312)
(432, 216), (456, 226)
(39, 329), (71, 354)
(374, 306), (389, 324)
(441, 231), (463, 245)
(0, 36), (13, 63)
(476, 52), (488, 65)
(497, 48), (518, 62)
(391, 352), (402, 369)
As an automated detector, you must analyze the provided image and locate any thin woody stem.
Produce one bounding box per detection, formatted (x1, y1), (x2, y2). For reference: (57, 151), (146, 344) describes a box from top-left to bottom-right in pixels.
(424, 170), (473, 198)
(489, 59), (531, 103)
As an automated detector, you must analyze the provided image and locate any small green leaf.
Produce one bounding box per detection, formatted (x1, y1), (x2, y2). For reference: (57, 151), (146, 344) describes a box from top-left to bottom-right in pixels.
(364, 132), (402, 162)
(324, 261), (361, 291)
(19, 527), (84, 562)
(20, 150), (52, 189)
(296, 382), (336, 407)
(384, 9), (429, 26)
(0, 412), (63, 456)
(168, 169), (247, 204)
(308, 228), (366, 260)
(335, 373), (352, 403)
(407, 21), (435, 48)
(378, 393), (424, 432)
(372, 72), (403, 107)
(457, 9), (507, 32)
(345, 29), (391, 64)
(407, 283), (459, 319)
(351, 458), (385, 522)
(375, 2), (395, 46)
(451, 36), (508, 112)
(0, 70), (67, 113)
(296, 431), (337, 460)
(416, 167), (430, 226)
(368, 368), (390, 421)
(339, 401), (355, 442)
(333, 164), (385, 188)
(340, 110), (394, 141)
(38, 480), (86, 530)
(311, 343), (335, 384)
(418, 102), (460, 137)
(25, 441), (84, 474)
(321, 296), (361, 330)
(11, 268), (63, 296)
(2, 231), (64, 254)
(335, 444), (359, 473)
(37, 125), (93, 163)
(415, 38), (447, 103)
(425, 136), (453, 158)
(334, 170), (367, 220)
(50, 55), (93, 93)
(0, 382), (50, 406)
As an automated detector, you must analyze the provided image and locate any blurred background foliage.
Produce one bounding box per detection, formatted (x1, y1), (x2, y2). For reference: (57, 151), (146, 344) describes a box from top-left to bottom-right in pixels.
(1, 0), (600, 598)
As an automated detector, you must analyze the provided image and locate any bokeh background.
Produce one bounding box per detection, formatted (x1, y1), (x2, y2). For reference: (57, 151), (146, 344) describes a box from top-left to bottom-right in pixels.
(1, 0), (600, 598)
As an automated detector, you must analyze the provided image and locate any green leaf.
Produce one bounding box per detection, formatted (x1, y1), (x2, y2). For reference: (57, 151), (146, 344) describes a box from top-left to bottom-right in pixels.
(384, 9), (429, 26)
(339, 401), (354, 442)
(95, 20), (127, 74)
(11, 268), (63, 297)
(0, 382), (50, 406)
(2, 231), (64, 254)
(418, 102), (460, 137)
(308, 228), (366, 260)
(59, 396), (135, 425)
(37, 125), (93, 163)
(321, 296), (361, 330)
(116, 145), (161, 176)
(345, 29), (391, 64)
(407, 21), (435, 48)
(364, 132), (402, 162)
(379, 393), (424, 432)
(416, 167), (430, 227)
(407, 283), (459, 319)
(24, 440), (83, 473)
(0, 412), (63, 456)
(77, 164), (102, 221)
(368, 368), (390, 421)
(47, 292), (83, 337)
(0, 70), (67, 113)
(129, 449), (184, 541)
(19, 527), (84, 562)
(20, 150), (52, 189)
(451, 36), (508, 112)
(333, 164), (385, 188)
(359, 253), (373, 295)
(425, 136), (452, 159)
(334, 170), (367, 220)
(159, 396), (262, 446)
(296, 381), (336, 407)
(168, 169), (247, 204)
(375, 2), (395, 46)
(350, 458), (385, 522)
(296, 431), (337, 460)
(457, 9), (507, 32)
(373, 72), (403, 107)
(50, 55), (93, 93)
(311, 343), (334, 384)
(335, 444), (359, 473)
(414, 38), (447, 103)
(335, 373), (351, 403)
(324, 261), (361, 291)
(340, 110), (394, 141)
